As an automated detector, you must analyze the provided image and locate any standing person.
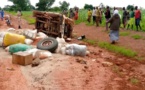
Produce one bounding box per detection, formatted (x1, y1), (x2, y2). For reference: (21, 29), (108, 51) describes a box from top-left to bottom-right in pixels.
(17, 9), (22, 29)
(105, 6), (111, 31)
(106, 10), (121, 44)
(126, 8), (134, 30)
(96, 7), (101, 27)
(134, 6), (142, 31)
(87, 8), (92, 23)
(69, 8), (75, 20)
(74, 8), (79, 20)
(122, 7), (128, 29)
(0, 9), (4, 21)
(92, 7), (96, 24)
(62, 9), (68, 17)
(111, 7), (116, 15)
(99, 8), (103, 24)
(5, 15), (11, 26)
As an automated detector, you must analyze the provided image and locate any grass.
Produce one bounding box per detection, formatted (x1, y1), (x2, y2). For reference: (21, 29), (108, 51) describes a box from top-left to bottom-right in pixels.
(74, 9), (145, 31)
(83, 39), (97, 46)
(131, 34), (143, 40)
(130, 77), (139, 85)
(98, 42), (137, 58)
(7, 11), (35, 25)
(119, 32), (130, 36)
(82, 38), (137, 58)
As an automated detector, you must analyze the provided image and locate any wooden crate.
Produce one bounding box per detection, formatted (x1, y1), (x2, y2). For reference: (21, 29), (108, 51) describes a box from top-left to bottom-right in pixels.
(12, 52), (33, 66)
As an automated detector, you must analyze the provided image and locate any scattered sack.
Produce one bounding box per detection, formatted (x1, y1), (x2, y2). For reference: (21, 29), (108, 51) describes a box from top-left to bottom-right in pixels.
(25, 39), (33, 45)
(60, 47), (66, 55)
(3, 33), (25, 46)
(25, 48), (38, 59)
(9, 43), (32, 54)
(7, 30), (23, 35)
(37, 32), (48, 38)
(23, 29), (37, 40)
(55, 37), (67, 53)
(56, 37), (66, 44)
(5, 46), (9, 52)
(66, 44), (87, 57)
(7, 28), (15, 31)
(39, 51), (52, 59)
(25, 48), (52, 60)
(0, 32), (6, 38)
(0, 37), (4, 47)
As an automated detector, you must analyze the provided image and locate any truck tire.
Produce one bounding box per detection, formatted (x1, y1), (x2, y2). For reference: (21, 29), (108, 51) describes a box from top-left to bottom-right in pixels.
(37, 37), (58, 52)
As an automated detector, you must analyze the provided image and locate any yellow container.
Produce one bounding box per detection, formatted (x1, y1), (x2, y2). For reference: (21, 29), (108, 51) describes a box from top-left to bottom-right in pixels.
(3, 33), (25, 46)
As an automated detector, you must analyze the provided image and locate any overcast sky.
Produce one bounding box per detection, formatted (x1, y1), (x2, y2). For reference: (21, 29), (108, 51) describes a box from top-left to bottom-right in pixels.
(0, 0), (145, 9)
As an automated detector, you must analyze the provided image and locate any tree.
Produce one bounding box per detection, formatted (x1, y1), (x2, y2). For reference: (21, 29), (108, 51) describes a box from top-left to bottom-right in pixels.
(50, 6), (61, 11)
(8, 0), (32, 11)
(84, 4), (93, 10)
(36, 0), (55, 11)
(127, 5), (134, 10)
(59, 1), (70, 10)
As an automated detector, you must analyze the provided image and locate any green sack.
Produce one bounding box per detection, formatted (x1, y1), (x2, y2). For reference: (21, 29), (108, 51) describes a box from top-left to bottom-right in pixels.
(9, 43), (32, 54)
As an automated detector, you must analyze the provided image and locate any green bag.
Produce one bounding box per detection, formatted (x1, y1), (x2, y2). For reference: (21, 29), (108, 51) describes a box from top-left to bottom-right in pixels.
(9, 43), (32, 54)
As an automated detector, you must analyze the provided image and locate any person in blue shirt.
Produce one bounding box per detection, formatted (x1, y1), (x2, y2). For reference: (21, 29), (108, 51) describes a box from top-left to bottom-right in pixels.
(1, 9), (4, 21)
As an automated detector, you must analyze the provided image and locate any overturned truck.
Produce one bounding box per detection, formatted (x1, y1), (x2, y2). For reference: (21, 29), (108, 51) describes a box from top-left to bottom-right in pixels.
(33, 10), (74, 38)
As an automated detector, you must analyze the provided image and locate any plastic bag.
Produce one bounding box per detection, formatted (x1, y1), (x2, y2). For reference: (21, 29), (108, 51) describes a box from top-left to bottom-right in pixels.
(66, 44), (87, 57)
(9, 43), (32, 54)
(3, 33), (25, 46)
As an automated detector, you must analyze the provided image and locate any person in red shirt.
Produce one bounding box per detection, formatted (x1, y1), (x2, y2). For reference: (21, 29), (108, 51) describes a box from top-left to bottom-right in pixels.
(134, 6), (142, 31)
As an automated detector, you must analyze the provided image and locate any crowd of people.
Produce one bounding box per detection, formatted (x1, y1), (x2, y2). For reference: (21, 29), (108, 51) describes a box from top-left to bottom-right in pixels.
(86, 6), (142, 44)
(62, 7), (79, 21)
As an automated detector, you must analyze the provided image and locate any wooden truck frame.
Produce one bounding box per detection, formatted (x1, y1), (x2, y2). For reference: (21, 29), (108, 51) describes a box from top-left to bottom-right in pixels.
(33, 10), (74, 38)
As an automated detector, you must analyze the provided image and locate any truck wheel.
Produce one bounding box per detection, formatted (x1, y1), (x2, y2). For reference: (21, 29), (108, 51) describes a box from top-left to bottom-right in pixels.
(37, 37), (58, 52)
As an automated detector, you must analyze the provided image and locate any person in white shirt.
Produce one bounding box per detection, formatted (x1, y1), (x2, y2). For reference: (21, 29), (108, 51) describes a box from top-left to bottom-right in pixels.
(92, 7), (96, 24)
(17, 9), (22, 29)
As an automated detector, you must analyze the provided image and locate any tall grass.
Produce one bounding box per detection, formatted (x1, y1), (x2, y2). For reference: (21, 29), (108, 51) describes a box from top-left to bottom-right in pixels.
(75, 9), (145, 31)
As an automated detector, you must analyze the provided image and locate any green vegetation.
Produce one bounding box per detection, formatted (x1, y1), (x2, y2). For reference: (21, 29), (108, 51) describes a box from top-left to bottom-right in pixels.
(83, 39), (97, 46)
(75, 9), (87, 25)
(83, 38), (137, 58)
(98, 42), (137, 57)
(131, 34), (143, 40)
(21, 11), (35, 24)
(74, 9), (145, 31)
(7, 11), (35, 24)
(130, 77), (139, 85)
(119, 32), (130, 36)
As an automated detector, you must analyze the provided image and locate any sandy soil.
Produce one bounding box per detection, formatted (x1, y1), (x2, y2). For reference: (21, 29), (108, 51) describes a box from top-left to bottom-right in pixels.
(0, 15), (145, 90)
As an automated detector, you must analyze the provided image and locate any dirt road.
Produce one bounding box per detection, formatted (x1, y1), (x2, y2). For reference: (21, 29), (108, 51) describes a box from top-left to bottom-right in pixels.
(0, 15), (145, 90)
